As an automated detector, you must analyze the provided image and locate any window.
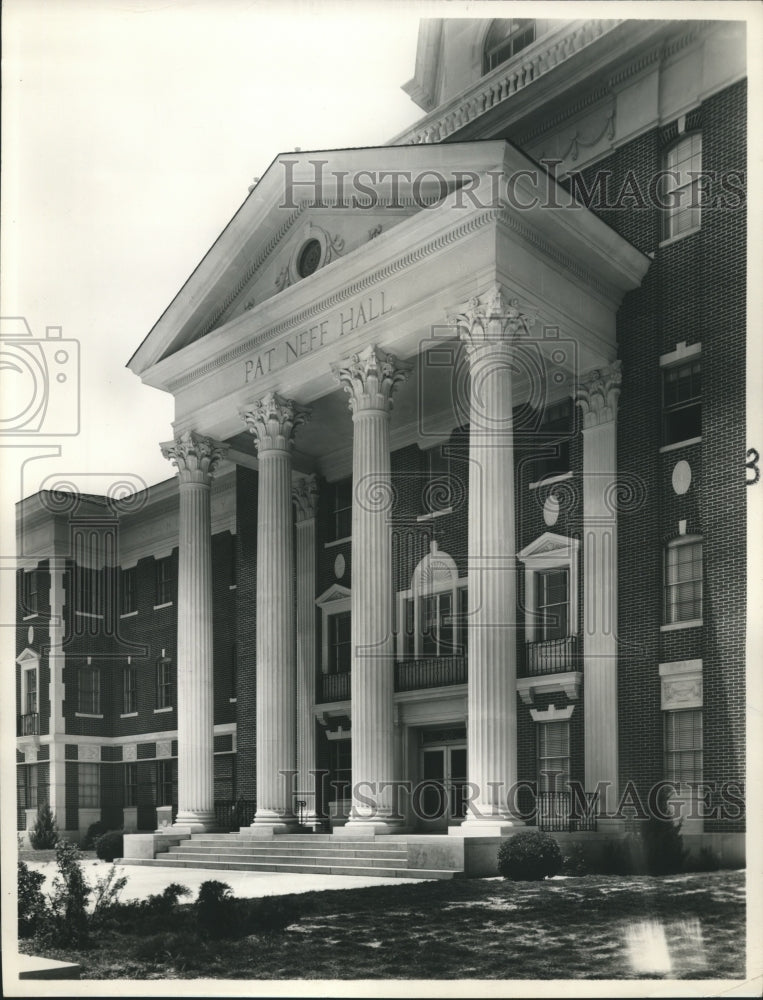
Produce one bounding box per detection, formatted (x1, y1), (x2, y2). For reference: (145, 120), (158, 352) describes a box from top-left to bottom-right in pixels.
(664, 709), (702, 783)
(537, 721), (570, 793)
(79, 762), (100, 808)
(327, 739), (351, 802)
(22, 570), (38, 614)
(421, 591), (454, 656)
(531, 399), (573, 482)
(663, 361), (701, 445)
(421, 445), (452, 514)
(663, 132), (702, 240)
(483, 19), (536, 73)
(18, 764), (40, 810)
(328, 611), (351, 674)
(155, 759), (176, 806)
(330, 478), (352, 541)
(536, 568), (569, 641)
(121, 567), (136, 615)
(78, 666), (101, 714)
(155, 557), (174, 605)
(123, 665), (137, 714)
(124, 762), (137, 807)
(155, 658), (172, 709)
(664, 539), (703, 624)
(24, 668), (38, 716)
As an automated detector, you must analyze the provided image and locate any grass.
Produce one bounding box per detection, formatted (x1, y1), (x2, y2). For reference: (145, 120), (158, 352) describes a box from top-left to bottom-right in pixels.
(20, 870), (745, 981)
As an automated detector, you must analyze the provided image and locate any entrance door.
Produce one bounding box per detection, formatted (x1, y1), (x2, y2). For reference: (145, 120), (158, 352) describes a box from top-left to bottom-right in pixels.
(418, 743), (467, 831)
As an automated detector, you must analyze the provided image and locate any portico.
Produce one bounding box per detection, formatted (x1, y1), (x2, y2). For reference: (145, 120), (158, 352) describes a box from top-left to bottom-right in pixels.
(127, 140), (650, 838)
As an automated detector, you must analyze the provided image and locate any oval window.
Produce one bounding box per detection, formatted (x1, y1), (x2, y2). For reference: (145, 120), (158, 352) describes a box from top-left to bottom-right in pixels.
(297, 239), (322, 278)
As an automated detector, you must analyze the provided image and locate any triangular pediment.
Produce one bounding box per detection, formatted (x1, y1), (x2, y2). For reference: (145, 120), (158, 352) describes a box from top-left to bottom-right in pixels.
(315, 583), (351, 608)
(128, 143), (514, 377)
(517, 531), (579, 562)
(16, 647), (40, 665)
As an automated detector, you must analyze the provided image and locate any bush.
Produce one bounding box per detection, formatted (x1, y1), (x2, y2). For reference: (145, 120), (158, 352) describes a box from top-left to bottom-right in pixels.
(95, 830), (124, 862)
(36, 840), (91, 948)
(497, 831), (563, 881)
(91, 864), (128, 917)
(690, 846), (722, 872)
(195, 881), (238, 939)
(240, 895), (302, 934)
(18, 861), (46, 938)
(28, 803), (59, 850)
(560, 843), (590, 876)
(81, 820), (109, 851)
(640, 788), (688, 875)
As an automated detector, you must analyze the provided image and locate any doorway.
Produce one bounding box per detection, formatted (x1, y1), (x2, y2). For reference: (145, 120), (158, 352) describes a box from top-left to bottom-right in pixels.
(417, 735), (467, 832)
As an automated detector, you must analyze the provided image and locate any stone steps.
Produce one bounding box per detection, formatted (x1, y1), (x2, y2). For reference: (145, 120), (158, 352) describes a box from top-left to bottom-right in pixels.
(118, 831), (463, 880)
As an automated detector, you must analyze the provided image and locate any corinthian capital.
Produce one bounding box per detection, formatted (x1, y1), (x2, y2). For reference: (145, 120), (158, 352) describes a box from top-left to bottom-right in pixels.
(448, 284), (535, 357)
(576, 361), (622, 428)
(332, 344), (411, 415)
(241, 392), (310, 454)
(160, 430), (228, 484)
(293, 474), (319, 522)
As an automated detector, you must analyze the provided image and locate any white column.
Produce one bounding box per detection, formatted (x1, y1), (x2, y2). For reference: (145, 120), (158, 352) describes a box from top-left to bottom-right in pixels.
(160, 430), (227, 833)
(242, 392), (309, 834)
(576, 362), (621, 820)
(333, 345), (410, 835)
(451, 287), (529, 835)
(47, 557), (67, 826)
(293, 474), (319, 828)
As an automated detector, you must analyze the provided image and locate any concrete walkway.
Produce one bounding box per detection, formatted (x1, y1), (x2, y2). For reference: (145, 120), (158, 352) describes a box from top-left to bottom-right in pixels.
(23, 857), (428, 903)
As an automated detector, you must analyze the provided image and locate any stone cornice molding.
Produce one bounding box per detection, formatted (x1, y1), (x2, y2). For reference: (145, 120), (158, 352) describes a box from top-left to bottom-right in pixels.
(293, 474), (319, 522)
(575, 361), (622, 428)
(448, 285), (536, 359)
(241, 392), (310, 454)
(333, 344), (412, 416)
(160, 430), (228, 485)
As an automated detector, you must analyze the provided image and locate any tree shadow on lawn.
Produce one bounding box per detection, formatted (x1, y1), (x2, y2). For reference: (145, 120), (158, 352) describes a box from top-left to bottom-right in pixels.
(24, 870), (745, 981)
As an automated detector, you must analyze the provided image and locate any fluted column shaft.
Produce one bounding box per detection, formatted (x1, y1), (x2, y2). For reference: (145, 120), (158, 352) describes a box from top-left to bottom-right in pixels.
(577, 363), (621, 818)
(294, 476), (319, 825)
(160, 431), (227, 832)
(243, 393), (309, 830)
(452, 288), (531, 830)
(334, 346), (410, 833)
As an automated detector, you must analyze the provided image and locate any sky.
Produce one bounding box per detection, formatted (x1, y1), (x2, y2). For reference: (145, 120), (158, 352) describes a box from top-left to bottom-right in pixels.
(2, 0), (429, 499)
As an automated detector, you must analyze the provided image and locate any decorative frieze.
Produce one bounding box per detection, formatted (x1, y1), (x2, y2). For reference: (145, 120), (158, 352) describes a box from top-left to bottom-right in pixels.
(659, 660), (703, 710)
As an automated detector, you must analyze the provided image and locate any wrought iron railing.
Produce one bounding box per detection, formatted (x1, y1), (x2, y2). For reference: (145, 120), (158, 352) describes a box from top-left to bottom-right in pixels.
(536, 790), (598, 832)
(214, 798), (256, 832)
(394, 656), (467, 692)
(17, 712), (39, 736)
(320, 672), (351, 702)
(523, 635), (579, 676)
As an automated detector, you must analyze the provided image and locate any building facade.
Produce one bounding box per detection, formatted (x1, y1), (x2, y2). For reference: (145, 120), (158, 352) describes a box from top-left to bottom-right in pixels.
(17, 17), (746, 859)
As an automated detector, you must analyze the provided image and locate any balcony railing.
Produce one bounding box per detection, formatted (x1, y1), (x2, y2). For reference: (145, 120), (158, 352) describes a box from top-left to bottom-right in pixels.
(523, 635), (579, 677)
(320, 671), (351, 703)
(17, 712), (39, 736)
(394, 656), (467, 692)
(536, 790), (598, 832)
(214, 798), (256, 832)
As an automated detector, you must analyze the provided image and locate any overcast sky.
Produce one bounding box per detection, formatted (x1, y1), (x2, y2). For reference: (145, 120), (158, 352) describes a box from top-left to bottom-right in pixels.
(2, 0), (429, 498)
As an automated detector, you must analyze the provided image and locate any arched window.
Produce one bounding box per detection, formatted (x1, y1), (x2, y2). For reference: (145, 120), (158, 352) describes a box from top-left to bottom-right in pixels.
(483, 19), (537, 74)
(399, 542), (468, 659)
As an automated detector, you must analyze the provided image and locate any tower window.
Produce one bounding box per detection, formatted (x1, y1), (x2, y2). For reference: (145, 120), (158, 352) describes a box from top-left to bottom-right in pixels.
(483, 19), (537, 73)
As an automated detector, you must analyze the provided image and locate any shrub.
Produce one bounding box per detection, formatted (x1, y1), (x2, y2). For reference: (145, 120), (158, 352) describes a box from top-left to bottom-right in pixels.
(95, 830), (124, 862)
(691, 846), (722, 872)
(560, 843), (590, 876)
(18, 861), (46, 938)
(196, 880), (238, 939)
(81, 820), (109, 850)
(36, 840), (91, 948)
(91, 864), (128, 916)
(240, 895), (302, 934)
(28, 803), (59, 850)
(497, 831), (563, 881)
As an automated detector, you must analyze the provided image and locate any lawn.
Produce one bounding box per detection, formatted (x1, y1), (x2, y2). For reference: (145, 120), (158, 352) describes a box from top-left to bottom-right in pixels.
(20, 869), (746, 981)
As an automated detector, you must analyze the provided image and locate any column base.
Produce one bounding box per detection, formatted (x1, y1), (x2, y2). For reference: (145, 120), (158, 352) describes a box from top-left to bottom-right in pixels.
(452, 815), (525, 837)
(247, 811), (300, 837)
(166, 810), (218, 835)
